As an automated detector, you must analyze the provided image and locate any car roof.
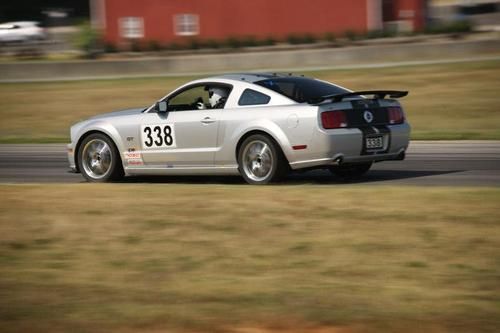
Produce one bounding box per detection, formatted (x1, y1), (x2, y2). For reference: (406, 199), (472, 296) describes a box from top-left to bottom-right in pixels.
(1, 21), (39, 26)
(211, 73), (307, 84)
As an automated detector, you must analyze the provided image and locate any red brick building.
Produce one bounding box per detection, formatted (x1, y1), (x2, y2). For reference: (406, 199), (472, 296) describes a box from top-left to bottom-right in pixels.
(90, 0), (427, 45)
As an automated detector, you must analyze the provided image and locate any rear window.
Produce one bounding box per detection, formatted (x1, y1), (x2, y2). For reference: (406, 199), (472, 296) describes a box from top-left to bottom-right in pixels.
(238, 89), (270, 106)
(255, 77), (350, 103)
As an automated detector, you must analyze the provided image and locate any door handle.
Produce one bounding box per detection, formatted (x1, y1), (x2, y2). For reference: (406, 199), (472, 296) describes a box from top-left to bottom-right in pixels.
(201, 117), (216, 124)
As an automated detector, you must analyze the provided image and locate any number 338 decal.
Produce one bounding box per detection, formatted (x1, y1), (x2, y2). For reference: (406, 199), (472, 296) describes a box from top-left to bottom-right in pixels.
(141, 124), (176, 149)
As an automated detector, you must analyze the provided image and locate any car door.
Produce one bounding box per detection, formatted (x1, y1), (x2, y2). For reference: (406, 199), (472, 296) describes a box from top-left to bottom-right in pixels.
(139, 84), (224, 167)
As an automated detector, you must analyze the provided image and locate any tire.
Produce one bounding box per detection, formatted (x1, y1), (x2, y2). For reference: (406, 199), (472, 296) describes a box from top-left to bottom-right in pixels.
(329, 162), (372, 179)
(77, 133), (124, 182)
(237, 134), (288, 185)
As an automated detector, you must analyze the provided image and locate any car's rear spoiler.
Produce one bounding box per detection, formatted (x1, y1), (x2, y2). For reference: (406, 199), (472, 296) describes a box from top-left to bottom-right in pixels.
(308, 90), (408, 104)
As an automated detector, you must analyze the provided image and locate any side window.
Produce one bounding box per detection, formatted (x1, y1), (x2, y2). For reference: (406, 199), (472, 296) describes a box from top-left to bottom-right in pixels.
(166, 84), (231, 111)
(238, 89), (271, 106)
(167, 86), (208, 111)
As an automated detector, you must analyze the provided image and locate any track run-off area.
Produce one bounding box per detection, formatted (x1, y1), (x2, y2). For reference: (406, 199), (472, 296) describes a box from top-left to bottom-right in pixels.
(0, 141), (499, 186)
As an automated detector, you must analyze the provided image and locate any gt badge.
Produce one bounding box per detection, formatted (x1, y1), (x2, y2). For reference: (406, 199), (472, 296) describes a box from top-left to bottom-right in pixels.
(363, 111), (374, 123)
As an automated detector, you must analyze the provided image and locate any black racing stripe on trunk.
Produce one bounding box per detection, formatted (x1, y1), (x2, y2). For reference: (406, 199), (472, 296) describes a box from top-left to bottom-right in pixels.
(351, 99), (380, 110)
(349, 100), (389, 127)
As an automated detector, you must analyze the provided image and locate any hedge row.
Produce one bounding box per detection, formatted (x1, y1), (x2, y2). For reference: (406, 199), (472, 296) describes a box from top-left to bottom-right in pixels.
(76, 21), (474, 55)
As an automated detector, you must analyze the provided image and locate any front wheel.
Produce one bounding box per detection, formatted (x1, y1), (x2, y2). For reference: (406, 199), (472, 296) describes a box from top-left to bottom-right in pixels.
(77, 133), (124, 182)
(329, 162), (372, 179)
(238, 134), (288, 185)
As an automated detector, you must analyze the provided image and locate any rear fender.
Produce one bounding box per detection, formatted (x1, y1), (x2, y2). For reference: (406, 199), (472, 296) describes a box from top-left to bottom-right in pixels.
(231, 120), (293, 163)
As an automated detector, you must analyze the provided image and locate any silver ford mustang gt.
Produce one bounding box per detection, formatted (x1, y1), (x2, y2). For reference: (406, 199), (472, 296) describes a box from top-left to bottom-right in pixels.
(68, 73), (410, 184)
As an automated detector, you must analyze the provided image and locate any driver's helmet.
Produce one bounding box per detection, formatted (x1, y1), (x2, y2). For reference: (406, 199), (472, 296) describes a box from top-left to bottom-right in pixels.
(208, 87), (228, 108)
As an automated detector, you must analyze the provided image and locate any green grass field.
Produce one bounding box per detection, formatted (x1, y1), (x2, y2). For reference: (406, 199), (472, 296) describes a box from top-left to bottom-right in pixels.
(1, 185), (499, 332)
(0, 59), (499, 142)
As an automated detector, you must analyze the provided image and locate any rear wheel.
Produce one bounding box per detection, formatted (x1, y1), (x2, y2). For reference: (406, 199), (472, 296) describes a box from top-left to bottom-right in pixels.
(77, 133), (124, 182)
(238, 134), (288, 185)
(329, 162), (372, 179)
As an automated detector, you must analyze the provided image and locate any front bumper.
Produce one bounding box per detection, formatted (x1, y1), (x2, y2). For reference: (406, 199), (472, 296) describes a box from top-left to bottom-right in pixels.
(67, 143), (77, 172)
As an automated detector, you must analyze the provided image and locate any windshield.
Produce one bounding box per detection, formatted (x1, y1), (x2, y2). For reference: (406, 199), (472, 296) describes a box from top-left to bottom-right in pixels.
(255, 77), (350, 103)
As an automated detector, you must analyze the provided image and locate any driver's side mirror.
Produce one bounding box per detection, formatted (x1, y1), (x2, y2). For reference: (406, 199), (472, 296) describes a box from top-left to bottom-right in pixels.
(156, 101), (167, 113)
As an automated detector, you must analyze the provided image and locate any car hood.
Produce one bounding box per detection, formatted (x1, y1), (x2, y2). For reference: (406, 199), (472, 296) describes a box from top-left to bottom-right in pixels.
(88, 107), (144, 120)
(69, 107), (145, 143)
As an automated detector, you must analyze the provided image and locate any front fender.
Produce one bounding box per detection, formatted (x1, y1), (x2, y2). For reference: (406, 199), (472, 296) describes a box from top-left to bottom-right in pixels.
(74, 120), (126, 161)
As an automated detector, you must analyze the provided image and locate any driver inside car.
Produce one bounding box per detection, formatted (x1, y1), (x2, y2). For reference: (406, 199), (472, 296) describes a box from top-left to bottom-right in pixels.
(196, 87), (228, 110)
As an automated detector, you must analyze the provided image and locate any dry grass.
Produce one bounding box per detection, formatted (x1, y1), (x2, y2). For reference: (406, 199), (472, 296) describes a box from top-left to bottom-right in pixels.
(0, 59), (499, 142)
(1, 184), (499, 332)
(0, 76), (190, 143)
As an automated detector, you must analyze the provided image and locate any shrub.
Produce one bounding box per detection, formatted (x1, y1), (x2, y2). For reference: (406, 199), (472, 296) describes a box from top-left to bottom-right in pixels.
(286, 33), (317, 45)
(444, 25), (457, 34)
(424, 20), (473, 34)
(166, 42), (182, 51)
(224, 36), (243, 49)
(303, 33), (316, 44)
(241, 36), (258, 47)
(74, 21), (102, 58)
(261, 36), (277, 46)
(203, 39), (221, 49)
(286, 34), (300, 44)
(187, 38), (201, 50)
(366, 30), (384, 39)
(344, 30), (360, 41)
(324, 32), (336, 43)
(147, 40), (162, 51)
(104, 42), (117, 53)
(130, 40), (142, 52)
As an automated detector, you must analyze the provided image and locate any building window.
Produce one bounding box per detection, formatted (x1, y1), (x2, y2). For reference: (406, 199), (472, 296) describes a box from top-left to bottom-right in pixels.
(119, 17), (144, 39)
(174, 14), (199, 36)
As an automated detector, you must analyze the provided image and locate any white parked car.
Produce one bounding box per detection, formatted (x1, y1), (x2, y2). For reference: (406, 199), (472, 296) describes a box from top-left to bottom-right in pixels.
(0, 21), (46, 42)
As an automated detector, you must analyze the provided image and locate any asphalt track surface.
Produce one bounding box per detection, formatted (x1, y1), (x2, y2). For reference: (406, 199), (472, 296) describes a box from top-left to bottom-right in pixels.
(0, 141), (499, 186)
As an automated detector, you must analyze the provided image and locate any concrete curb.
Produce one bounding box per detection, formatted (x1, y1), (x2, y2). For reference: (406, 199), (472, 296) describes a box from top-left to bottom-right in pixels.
(1, 38), (500, 82)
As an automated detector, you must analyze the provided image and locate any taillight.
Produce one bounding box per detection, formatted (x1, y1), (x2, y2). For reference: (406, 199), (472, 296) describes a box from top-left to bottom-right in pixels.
(321, 110), (348, 129)
(388, 107), (404, 124)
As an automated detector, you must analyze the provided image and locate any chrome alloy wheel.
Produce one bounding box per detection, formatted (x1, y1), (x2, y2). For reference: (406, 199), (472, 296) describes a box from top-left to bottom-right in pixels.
(81, 139), (113, 180)
(241, 140), (274, 182)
